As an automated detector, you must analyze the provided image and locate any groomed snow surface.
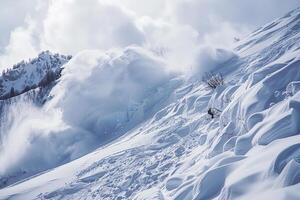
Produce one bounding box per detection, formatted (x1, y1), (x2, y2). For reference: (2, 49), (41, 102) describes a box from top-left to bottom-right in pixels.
(1, 8), (300, 200)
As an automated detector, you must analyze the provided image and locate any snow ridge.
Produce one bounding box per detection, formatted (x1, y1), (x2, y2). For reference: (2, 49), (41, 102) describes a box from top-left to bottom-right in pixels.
(0, 51), (71, 100)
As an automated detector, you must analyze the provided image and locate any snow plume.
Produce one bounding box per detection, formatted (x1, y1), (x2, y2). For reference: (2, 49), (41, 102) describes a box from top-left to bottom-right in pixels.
(2, 0), (300, 70)
(49, 46), (174, 135)
(0, 100), (66, 175)
(0, 98), (100, 176)
(138, 17), (201, 72)
(42, 0), (145, 54)
(0, 47), (176, 177)
(0, 0), (145, 68)
(190, 46), (237, 77)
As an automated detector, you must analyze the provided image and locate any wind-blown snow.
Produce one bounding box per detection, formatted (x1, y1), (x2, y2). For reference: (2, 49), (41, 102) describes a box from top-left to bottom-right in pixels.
(49, 46), (174, 136)
(190, 46), (237, 78)
(0, 46), (178, 187)
(1, 7), (300, 200)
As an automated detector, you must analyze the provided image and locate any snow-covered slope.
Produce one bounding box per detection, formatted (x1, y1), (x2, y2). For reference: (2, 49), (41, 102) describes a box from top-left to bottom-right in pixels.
(1, 8), (300, 200)
(0, 51), (71, 100)
(0, 51), (71, 189)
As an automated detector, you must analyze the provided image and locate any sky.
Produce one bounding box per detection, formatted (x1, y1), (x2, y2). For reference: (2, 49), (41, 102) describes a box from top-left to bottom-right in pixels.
(0, 0), (300, 69)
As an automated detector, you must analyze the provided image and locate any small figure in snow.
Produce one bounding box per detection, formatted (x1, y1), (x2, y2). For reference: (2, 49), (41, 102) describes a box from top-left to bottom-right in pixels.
(208, 108), (214, 119)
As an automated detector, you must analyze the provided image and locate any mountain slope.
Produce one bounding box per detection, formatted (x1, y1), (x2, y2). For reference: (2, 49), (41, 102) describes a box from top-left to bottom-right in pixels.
(1, 8), (300, 200)
(0, 51), (71, 100)
(0, 51), (71, 189)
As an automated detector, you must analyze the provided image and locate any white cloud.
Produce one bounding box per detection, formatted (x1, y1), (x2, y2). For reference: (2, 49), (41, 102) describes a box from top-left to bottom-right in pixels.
(0, 18), (39, 69)
(170, 0), (300, 31)
(41, 0), (144, 54)
(0, 0), (39, 49)
(137, 17), (200, 71)
(109, 0), (168, 19)
(1, 0), (300, 68)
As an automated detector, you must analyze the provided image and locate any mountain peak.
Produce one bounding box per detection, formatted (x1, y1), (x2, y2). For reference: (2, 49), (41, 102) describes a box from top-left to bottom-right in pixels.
(0, 51), (71, 100)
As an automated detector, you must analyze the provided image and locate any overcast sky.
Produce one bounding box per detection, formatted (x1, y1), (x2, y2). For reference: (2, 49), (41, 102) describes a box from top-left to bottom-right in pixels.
(0, 0), (300, 68)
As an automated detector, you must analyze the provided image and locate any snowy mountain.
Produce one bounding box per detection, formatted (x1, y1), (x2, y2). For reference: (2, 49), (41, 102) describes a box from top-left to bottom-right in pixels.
(1, 8), (300, 200)
(0, 51), (71, 188)
(0, 51), (71, 100)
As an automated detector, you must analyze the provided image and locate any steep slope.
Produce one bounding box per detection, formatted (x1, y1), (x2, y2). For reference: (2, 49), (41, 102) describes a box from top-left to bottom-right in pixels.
(0, 51), (71, 100)
(1, 8), (300, 200)
(0, 51), (71, 188)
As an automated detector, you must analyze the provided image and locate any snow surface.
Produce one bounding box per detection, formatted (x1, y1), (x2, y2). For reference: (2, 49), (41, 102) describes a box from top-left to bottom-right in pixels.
(1, 7), (300, 200)
(0, 51), (71, 99)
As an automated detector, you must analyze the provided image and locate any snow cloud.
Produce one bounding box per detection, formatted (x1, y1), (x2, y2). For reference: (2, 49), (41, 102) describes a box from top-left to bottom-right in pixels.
(48, 46), (173, 135)
(0, 47), (176, 176)
(170, 0), (300, 32)
(0, 0), (39, 49)
(1, 0), (299, 69)
(42, 0), (144, 54)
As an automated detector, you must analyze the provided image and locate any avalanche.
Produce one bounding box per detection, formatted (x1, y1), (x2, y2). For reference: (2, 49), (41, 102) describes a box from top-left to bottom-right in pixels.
(1, 7), (300, 200)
